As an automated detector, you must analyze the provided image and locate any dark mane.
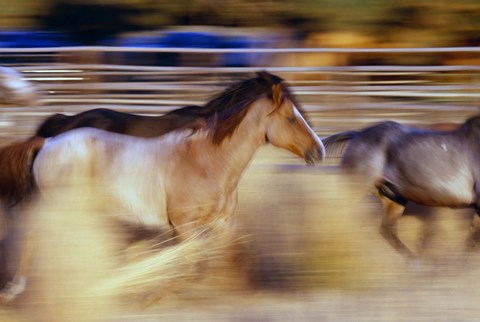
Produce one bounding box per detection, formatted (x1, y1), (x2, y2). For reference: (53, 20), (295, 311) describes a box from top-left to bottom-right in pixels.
(35, 106), (208, 138)
(33, 72), (300, 143)
(164, 105), (205, 116)
(202, 71), (300, 145)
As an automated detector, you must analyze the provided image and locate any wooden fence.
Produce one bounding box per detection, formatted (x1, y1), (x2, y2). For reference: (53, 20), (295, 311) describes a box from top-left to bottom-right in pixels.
(1, 46), (479, 141)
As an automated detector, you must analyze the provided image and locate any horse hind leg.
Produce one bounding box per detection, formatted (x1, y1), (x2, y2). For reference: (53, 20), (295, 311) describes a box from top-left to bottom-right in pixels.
(415, 207), (437, 256)
(378, 195), (417, 261)
(0, 211), (30, 303)
(465, 209), (480, 251)
(465, 184), (480, 252)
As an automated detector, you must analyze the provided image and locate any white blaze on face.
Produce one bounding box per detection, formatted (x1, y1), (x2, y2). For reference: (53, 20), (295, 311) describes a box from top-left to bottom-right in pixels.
(293, 106), (325, 159)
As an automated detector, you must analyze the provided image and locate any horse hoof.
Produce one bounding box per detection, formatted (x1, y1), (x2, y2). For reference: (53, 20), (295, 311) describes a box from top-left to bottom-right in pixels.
(0, 276), (26, 303)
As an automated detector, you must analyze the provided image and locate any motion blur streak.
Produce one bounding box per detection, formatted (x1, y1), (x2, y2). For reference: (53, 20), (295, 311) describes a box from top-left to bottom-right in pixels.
(24, 179), (118, 322)
(1, 149), (480, 321)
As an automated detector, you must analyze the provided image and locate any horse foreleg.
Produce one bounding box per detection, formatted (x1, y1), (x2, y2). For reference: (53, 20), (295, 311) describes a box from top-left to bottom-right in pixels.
(465, 212), (480, 251)
(0, 231), (31, 303)
(379, 196), (416, 260)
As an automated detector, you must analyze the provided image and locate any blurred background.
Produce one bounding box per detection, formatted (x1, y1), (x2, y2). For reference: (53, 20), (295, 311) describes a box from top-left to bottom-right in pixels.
(1, 0), (480, 140)
(1, 0), (480, 321)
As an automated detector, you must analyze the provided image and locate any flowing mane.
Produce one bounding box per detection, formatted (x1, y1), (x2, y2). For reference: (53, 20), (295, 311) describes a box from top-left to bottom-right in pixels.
(201, 71), (301, 145)
(163, 105), (205, 116)
(33, 72), (302, 144)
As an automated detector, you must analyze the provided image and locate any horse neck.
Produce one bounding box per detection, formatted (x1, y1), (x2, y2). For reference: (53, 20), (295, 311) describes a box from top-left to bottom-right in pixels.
(200, 99), (270, 192)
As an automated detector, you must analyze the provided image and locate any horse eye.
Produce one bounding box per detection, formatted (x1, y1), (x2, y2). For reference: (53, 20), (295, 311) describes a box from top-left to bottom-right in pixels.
(288, 116), (296, 124)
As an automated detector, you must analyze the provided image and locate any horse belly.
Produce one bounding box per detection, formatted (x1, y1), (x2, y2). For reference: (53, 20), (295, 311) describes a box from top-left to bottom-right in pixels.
(385, 145), (475, 207)
(398, 175), (474, 207)
(343, 148), (386, 188)
(106, 173), (169, 229)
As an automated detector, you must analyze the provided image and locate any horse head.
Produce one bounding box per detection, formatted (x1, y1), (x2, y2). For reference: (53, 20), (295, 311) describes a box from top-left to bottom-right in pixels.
(264, 81), (325, 164)
(201, 71), (325, 164)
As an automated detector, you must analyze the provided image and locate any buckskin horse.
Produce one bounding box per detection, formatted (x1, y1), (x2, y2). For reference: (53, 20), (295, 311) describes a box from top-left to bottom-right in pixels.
(0, 71), (325, 300)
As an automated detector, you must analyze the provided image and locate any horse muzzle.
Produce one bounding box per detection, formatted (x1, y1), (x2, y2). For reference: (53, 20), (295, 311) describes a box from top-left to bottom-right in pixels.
(304, 144), (325, 165)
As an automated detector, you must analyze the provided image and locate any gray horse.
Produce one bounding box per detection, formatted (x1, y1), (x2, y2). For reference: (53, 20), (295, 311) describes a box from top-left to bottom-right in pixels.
(323, 117), (480, 261)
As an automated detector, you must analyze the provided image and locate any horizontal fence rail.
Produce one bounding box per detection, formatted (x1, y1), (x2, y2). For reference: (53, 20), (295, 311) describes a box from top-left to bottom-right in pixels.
(2, 46), (480, 53)
(0, 46), (479, 141)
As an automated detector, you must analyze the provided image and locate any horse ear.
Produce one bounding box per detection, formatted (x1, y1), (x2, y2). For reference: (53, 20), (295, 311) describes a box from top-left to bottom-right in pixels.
(272, 84), (284, 108)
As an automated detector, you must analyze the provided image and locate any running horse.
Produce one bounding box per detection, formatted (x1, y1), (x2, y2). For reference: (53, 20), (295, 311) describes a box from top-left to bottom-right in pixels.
(0, 71), (325, 299)
(323, 117), (480, 262)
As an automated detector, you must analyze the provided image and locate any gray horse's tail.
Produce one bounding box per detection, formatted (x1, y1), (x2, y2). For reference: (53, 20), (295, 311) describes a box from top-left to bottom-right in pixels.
(322, 130), (358, 164)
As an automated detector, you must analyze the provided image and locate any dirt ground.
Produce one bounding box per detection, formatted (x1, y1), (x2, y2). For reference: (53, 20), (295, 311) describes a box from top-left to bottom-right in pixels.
(1, 106), (480, 321)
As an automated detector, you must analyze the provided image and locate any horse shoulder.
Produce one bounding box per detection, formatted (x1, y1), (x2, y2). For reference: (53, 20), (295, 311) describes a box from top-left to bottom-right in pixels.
(163, 131), (227, 223)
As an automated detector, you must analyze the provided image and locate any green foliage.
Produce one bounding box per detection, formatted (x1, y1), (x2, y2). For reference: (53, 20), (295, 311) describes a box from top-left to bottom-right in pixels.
(4, 0), (480, 46)
(36, 1), (145, 44)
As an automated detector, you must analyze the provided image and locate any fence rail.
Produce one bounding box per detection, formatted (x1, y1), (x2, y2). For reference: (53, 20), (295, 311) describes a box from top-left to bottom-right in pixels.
(1, 46), (480, 141)
(2, 46), (480, 53)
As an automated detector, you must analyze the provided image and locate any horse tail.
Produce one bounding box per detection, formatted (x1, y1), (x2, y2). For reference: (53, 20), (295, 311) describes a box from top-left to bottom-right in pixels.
(322, 130), (358, 164)
(0, 136), (46, 206)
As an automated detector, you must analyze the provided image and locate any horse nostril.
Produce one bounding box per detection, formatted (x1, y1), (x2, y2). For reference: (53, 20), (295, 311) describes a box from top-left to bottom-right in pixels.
(317, 145), (326, 161)
(304, 152), (315, 165)
(304, 144), (324, 164)
(311, 144), (325, 162)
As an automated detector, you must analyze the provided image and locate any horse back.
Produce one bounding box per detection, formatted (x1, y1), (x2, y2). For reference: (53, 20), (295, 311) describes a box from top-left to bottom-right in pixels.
(0, 136), (46, 205)
(35, 108), (132, 138)
(341, 121), (407, 165)
(35, 113), (68, 137)
(35, 108), (202, 138)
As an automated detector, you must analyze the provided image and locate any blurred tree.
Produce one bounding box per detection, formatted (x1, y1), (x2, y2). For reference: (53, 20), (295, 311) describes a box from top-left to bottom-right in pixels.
(2, 0), (480, 48)
(36, 1), (145, 45)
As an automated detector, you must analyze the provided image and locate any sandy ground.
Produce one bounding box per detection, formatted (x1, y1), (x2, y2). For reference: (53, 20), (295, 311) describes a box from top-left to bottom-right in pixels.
(1, 108), (480, 321)
(1, 149), (479, 321)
